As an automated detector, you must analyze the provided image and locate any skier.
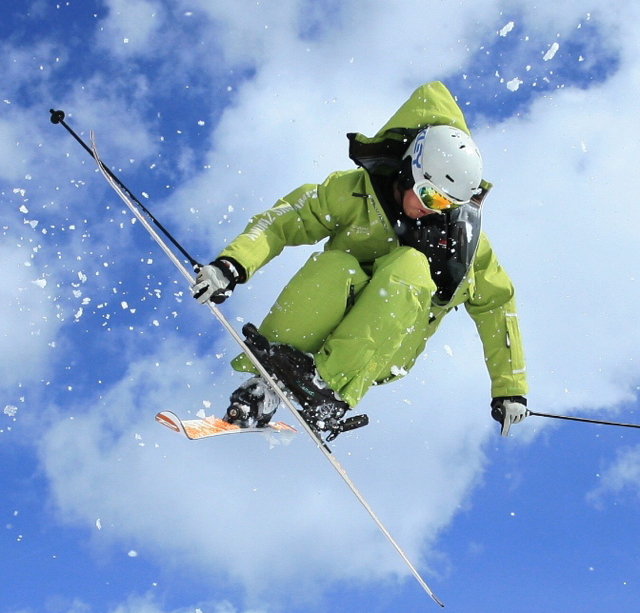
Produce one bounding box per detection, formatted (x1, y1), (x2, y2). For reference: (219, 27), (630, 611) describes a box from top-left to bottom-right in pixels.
(193, 81), (528, 437)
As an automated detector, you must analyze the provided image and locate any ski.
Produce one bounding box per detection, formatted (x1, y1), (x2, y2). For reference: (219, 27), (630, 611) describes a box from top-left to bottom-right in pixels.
(155, 410), (297, 441)
(52, 124), (445, 608)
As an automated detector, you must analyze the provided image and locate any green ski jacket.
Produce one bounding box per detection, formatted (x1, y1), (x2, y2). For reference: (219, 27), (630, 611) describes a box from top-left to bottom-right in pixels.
(220, 82), (528, 399)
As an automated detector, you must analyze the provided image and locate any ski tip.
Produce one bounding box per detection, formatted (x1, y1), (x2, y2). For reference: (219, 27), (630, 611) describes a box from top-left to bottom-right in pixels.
(155, 411), (181, 433)
(268, 421), (298, 433)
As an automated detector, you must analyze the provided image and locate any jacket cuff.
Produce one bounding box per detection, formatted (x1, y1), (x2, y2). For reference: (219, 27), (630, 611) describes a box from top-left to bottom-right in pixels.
(214, 257), (247, 284)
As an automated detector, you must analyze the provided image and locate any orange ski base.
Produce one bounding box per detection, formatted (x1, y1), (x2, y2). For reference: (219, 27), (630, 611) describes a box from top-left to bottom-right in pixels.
(155, 410), (297, 440)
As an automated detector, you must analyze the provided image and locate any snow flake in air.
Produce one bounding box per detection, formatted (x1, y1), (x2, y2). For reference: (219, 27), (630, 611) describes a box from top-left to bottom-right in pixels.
(507, 77), (523, 92)
(543, 42), (560, 61)
(4, 405), (18, 417)
(499, 21), (515, 37)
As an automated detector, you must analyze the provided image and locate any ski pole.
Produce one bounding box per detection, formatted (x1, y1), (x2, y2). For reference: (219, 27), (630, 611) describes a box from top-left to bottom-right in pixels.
(52, 109), (446, 606)
(49, 109), (201, 270)
(85, 130), (445, 607)
(529, 410), (640, 430)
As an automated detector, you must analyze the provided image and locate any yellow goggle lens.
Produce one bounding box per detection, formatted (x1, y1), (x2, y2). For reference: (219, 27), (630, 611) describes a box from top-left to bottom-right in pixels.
(417, 185), (460, 211)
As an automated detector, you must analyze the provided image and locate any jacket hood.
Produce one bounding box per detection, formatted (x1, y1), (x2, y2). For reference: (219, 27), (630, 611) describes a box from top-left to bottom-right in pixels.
(347, 81), (474, 178)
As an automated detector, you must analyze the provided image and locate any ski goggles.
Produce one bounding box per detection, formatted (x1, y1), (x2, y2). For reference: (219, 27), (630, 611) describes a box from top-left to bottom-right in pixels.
(414, 180), (465, 212)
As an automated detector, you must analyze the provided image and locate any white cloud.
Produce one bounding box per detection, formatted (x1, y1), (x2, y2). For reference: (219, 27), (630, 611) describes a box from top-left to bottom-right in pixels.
(0, 210), (68, 387)
(587, 445), (640, 506)
(479, 65), (640, 415)
(0, 117), (34, 182)
(98, 0), (167, 57)
(33, 592), (267, 613)
(38, 330), (491, 603)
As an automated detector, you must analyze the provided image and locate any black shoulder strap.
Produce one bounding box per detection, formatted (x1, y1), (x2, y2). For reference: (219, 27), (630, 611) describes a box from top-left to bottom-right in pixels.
(346, 128), (422, 176)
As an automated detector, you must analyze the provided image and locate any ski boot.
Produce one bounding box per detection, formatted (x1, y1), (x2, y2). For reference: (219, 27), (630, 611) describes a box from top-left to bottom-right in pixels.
(242, 323), (369, 441)
(223, 376), (281, 428)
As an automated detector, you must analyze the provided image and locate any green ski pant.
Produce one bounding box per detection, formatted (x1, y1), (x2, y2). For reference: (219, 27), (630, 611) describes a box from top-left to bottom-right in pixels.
(232, 247), (439, 407)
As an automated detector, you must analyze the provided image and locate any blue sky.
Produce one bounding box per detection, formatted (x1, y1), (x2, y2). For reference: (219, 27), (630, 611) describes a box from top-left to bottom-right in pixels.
(3, 1), (640, 612)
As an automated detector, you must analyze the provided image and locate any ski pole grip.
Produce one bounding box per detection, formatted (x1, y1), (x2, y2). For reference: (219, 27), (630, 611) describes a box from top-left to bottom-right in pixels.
(491, 404), (505, 424)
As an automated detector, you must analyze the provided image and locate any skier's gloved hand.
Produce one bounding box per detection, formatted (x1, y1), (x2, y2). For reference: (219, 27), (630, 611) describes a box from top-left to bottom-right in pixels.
(491, 396), (529, 437)
(192, 258), (242, 304)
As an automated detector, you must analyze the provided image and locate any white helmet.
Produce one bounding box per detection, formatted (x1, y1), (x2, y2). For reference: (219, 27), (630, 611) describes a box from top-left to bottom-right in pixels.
(404, 125), (483, 208)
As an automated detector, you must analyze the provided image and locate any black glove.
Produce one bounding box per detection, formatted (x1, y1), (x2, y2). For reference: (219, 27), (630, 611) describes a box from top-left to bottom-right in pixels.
(491, 396), (528, 437)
